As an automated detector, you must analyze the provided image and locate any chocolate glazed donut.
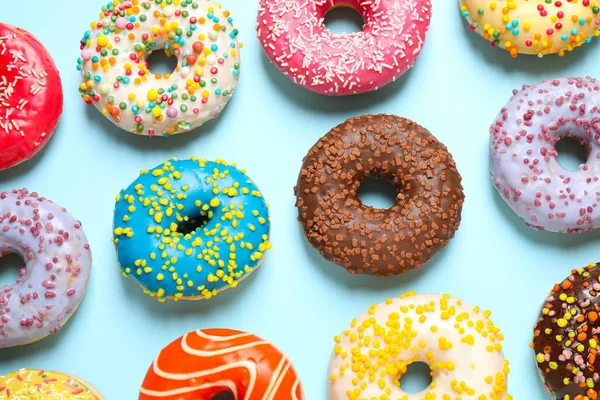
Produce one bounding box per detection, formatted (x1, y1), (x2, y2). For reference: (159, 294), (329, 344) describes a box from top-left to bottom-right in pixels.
(532, 262), (600, 399)
(294, 114), (465, 276)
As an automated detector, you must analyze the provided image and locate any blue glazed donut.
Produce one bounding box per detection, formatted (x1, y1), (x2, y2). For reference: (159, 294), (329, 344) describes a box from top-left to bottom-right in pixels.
(113, 157), (271, 302)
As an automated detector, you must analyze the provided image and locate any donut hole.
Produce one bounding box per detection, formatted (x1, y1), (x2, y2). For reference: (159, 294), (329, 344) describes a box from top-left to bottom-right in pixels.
(146, 49), (178, 77)
(357, 177), (398, 210)
(177, 214), (212, 236)
(398, 362), (433, 394)
(211, 393), (234, 400)
(0, 252), (26, 287)
(555, 136), (588, 171)
(324, 5), (365, 34)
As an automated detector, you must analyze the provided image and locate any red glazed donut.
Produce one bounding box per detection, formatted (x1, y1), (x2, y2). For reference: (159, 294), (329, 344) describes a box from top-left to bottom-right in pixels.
(139, 329), (304, 400)
(0, 23), (63, 171)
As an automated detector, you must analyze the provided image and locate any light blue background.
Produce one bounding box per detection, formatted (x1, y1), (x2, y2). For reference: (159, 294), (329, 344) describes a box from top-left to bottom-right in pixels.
(1, 0), (598, 398)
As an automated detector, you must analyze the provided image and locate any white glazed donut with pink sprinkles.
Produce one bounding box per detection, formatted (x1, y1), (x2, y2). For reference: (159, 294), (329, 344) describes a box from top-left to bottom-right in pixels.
(256, 0), (431, 96)
(0, 189), (92, 348)
(490, 76), (600, 233)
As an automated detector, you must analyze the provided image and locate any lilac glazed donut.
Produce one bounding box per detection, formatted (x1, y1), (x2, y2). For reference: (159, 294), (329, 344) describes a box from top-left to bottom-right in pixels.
(0, 189), (92, 348)
(490, 76), (600, 233)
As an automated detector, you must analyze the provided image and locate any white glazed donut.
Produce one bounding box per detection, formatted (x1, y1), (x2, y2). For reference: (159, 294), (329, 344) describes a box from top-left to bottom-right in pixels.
(490, 76), (600, 233)
(328, 293), (513, 399)
(77, 0), (241, 137)
(0, 189), (92, 348)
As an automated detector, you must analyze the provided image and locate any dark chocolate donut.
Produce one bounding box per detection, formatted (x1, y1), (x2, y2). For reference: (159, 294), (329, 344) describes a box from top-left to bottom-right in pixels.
(294, 114), (465, 276)
(532, 262), (600, 399)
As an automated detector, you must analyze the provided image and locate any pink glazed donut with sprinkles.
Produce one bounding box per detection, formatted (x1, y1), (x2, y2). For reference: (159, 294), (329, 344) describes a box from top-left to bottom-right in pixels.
(490, 76), (600, 233)
(0, 189), (92, 348)
(256, 0), (431, 96)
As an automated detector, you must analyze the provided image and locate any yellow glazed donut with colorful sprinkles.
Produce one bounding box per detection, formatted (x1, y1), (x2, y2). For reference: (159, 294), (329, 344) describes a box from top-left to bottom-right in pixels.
(328, 293), (513, 400)
(459, 0), (600, 57)
(0, 369), (103, 399)
(77, 0), (241, 137)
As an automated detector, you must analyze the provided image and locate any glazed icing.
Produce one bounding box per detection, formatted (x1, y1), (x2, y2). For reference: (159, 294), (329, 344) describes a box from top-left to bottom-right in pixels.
(460, 0), (600, 57)
(329, 293), (513, 399)
(113, 158), (271, 301)
(256, 0), (431, 96)
(78, 0), (240, 137)
(0, 369), (102, 399)
(490, 76), (600, 233)
(0, 189), (92, 348)
(0, 23), (63, 170)
(139, 329), (304, 399)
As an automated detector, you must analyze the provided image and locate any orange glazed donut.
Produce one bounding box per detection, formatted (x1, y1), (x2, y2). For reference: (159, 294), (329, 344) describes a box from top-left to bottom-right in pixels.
(139, 328), (304, 399)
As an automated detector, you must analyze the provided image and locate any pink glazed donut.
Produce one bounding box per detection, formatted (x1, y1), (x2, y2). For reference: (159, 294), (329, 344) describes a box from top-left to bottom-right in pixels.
(256, 0), (431, 96)
(0, 189), (92, 348)
(490, 76), (600, 233)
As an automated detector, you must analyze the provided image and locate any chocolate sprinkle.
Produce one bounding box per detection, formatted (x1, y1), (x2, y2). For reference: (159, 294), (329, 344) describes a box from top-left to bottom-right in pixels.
(294, 114), (465, 276)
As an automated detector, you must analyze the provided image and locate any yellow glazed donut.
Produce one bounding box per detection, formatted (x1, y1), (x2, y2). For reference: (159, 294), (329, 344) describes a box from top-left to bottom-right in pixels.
(328, 293), (513, 399)
(0, 369), (103, 399)
(459, 0), (600, 57)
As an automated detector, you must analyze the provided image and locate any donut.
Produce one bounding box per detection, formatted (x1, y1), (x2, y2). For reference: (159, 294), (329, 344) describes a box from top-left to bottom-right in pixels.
(295, 114), (465, 276)
(139, 328), (304, 399)
(531, 261), (600, 399)
(0, 23), (63, 170)
(489, 76), (600, 233)
(256, 0), (431, 96)
(113, 158), (271, 301)
(77, 0), (241, 137)
(0, 189), (92, 348)
(459, 0), (600, 57)
(329, 292), (513, 399)
(0, 369), (103, 399)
